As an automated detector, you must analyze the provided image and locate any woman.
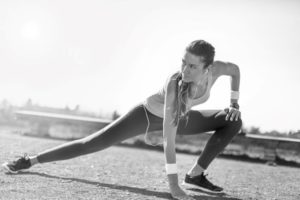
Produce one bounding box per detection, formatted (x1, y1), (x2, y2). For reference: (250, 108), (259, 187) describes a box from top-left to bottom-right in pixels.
(2, 40), (242, 200)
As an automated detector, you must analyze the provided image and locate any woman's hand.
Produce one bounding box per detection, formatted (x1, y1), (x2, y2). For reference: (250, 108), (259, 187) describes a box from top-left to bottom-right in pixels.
(169, 184), (195, 200)
(224, 107), (241, 121)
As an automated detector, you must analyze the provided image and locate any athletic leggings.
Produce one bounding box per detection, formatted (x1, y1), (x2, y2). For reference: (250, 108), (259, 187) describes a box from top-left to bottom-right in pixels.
(37, 102), (242, 169)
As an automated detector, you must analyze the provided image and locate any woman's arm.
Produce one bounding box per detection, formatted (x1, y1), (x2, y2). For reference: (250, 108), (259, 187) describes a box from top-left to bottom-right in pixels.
(162, 73), (200, 200)
(163, 75), (179, 186)
(213, 61), (240, 104)
(213, 61), (241, 120)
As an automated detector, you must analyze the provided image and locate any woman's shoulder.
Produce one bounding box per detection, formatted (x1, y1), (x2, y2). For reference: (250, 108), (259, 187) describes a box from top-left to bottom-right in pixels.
(211, 60), (238, 77)
(163, 71), (180, 92)
(168, 71), (181, 82)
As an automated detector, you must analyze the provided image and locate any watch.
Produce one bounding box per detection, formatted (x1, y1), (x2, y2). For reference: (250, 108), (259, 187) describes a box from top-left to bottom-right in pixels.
(230, 102), (240, 110)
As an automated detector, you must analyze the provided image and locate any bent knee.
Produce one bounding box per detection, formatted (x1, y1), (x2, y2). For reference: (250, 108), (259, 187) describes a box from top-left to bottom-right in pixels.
(232, 117), (242, 129)
(216, 110), (242, 125)
(218, 113), (242, 132)
(225, 117), (243, 135)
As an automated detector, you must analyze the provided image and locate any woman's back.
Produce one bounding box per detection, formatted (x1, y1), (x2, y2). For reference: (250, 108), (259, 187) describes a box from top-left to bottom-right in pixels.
(142, 71), (180, 118)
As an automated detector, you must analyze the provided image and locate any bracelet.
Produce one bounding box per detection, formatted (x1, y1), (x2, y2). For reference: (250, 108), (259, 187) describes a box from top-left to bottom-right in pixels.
(165, 163), (177, 174)
(231, 90), (239, 100)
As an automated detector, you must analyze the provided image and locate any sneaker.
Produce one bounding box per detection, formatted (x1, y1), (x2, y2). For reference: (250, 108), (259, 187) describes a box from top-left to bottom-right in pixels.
(182, 173), (223, 193)
(2, 154), (32, 174)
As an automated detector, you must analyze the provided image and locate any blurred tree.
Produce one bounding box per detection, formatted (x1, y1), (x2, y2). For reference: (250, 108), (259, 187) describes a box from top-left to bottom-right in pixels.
(112, 110), (120, 120)
(74, 104), (80, 112)
(265, 130), (282, 136)
(25, 98), (33, 109)
(239, 125), (247, 135)
(64, 105), (71, 113)
(249, 126), (261, 134)
(0, 99), (9, 109)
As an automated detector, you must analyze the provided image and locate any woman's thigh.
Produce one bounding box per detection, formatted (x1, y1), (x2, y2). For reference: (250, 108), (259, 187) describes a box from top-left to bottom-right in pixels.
(177, 109), (232, 135)
(81, 103), (163, 148)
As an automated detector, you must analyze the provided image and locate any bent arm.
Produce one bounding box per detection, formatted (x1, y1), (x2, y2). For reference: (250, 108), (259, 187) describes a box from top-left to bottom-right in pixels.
(230, 64), (240, 104)
(213, 61), (240, 104)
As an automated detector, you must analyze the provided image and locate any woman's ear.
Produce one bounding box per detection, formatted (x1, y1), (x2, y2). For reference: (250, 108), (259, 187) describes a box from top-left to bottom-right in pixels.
(207, 64), (213, 71)
(205, 64), (212, 74)
(204, 68), (209, 74)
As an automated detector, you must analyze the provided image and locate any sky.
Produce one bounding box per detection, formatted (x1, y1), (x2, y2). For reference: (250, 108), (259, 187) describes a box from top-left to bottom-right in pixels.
(0, 0), (299, 133)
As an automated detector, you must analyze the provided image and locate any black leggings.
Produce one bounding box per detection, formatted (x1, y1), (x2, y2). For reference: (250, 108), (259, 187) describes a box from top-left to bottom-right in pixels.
(37, 103), (242, 169)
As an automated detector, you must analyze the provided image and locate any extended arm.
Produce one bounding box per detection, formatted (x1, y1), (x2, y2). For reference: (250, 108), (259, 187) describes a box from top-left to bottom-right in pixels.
(162, 75), (194, 199)
(163, 76), (179, 186)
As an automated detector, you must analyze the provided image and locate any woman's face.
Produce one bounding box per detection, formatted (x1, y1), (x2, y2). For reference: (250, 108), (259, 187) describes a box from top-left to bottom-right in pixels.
(181, 51), (208, 84)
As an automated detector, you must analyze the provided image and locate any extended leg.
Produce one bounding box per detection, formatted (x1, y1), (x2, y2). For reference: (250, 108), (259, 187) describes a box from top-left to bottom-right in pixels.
(2, 104), (163, 173)
(36, 104), (161, 163)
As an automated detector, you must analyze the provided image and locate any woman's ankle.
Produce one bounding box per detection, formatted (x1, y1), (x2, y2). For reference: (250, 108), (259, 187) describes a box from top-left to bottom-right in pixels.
(187, 163), (205, 176)
(29, 155), (39, 166)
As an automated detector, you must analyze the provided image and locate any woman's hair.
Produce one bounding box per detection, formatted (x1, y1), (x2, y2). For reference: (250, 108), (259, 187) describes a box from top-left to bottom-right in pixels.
(171, 40), (215, 127)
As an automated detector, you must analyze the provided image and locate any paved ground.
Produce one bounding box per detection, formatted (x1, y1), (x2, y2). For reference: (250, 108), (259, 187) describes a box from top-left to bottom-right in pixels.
(0, 129), (299, 200)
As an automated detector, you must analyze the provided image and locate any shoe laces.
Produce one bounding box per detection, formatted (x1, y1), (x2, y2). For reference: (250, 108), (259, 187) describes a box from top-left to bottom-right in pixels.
(201, 173), (216, 187)
(15, 153), (29, 160)
(13, 153), (30, 166)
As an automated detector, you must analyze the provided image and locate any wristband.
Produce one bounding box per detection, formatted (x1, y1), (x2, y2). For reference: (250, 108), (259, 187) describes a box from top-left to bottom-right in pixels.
(165, 163), (177, 174)
(231, 90), (239, 100)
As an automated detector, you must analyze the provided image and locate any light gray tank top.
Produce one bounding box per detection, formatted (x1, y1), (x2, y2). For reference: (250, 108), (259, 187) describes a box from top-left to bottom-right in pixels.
(142, 68), (213, 118)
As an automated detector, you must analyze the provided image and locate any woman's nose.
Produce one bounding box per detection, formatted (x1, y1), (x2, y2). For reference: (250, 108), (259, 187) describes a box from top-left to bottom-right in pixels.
(182, 65), (190, 73)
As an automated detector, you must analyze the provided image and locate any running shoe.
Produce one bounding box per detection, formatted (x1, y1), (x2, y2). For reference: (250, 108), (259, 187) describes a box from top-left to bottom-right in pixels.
(182, 173), (223, 193)
(2, 154), (32, 173)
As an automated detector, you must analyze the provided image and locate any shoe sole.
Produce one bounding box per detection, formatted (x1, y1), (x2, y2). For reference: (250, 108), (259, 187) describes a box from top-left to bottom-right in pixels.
(182, 181), (223, 193)
(2, 162), (20, 174)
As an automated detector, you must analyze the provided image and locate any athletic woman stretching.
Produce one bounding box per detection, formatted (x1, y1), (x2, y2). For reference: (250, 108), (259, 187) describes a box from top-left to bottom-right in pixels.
(2, 40), (242, 200)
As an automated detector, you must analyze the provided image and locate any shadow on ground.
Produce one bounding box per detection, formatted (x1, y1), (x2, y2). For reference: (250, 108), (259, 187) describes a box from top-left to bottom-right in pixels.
(13, 171), (241, 200)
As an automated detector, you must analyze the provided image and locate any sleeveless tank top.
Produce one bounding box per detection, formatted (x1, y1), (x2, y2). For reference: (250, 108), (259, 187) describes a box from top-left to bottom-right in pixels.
(142, 68), (213, 118)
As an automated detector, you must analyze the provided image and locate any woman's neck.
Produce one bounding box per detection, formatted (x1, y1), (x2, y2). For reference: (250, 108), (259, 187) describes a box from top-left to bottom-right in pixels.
(191, 74), (208, 88)
(188, 74), (209, 99)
